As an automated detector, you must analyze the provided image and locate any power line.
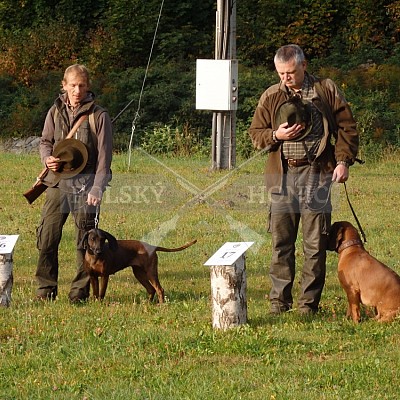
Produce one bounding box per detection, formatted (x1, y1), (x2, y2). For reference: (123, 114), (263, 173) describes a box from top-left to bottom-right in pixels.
(110, 0), (165, 170)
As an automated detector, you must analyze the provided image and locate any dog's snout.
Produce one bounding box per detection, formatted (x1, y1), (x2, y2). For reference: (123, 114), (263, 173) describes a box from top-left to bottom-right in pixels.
(92, 245), (103, 255)
(87, 233), (106, 255)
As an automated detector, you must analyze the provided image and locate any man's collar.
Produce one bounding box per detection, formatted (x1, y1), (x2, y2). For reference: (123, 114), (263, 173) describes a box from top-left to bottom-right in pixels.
(61, 91), (94, 107)
(291, 73), (312, 97)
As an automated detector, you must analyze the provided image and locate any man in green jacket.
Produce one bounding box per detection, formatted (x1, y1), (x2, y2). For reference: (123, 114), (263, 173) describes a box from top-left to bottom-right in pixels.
(249, 44), (359, 315)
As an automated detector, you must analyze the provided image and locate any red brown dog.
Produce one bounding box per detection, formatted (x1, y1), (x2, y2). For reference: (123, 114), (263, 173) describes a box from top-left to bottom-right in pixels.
(80, 228), (197, 302)
(328, 221), (400, 322)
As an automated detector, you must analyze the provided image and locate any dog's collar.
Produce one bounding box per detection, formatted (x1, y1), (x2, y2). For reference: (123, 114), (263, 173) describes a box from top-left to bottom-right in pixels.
(337, 239), (364, 253)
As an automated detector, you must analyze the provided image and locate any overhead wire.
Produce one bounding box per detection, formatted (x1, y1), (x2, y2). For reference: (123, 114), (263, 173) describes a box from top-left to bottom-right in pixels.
(111, 0), (165, 170)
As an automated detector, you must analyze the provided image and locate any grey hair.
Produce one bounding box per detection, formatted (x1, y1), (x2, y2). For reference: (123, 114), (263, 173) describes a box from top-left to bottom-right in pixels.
(62, 64), (91, 86)
(274, 44), (305, 65)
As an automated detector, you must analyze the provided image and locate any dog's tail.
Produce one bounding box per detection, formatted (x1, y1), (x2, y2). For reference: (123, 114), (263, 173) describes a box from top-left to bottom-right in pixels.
(155, 239), (197, 253)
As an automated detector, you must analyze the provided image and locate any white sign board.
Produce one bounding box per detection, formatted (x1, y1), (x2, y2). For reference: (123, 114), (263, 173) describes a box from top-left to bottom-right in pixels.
(204, 242), (254, 266)
(0, 235), (19, 254)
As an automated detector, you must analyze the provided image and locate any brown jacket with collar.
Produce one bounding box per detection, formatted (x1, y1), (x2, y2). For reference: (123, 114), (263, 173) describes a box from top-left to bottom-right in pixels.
(249, 73), (359, 194)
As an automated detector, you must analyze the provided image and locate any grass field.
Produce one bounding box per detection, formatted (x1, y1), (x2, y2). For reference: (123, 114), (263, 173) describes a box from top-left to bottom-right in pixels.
(1, 149), (400, 399)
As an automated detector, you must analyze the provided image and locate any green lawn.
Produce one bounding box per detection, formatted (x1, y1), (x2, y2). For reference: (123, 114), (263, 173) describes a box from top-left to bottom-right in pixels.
(1, 149), (399, 399)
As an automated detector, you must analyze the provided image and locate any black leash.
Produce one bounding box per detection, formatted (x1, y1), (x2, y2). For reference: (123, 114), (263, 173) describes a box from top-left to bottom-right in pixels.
(343, 181), (367, 243)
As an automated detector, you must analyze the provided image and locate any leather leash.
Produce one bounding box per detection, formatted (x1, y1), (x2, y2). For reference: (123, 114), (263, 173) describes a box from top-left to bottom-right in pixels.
(343, 182), (367, 243)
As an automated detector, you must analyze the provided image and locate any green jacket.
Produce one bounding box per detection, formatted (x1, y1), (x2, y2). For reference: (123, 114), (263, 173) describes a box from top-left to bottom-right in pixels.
(249, 73), (359, 193)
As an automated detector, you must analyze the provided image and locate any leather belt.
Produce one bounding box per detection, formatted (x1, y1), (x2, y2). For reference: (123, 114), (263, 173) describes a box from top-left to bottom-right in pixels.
(286, 158), (310, 167)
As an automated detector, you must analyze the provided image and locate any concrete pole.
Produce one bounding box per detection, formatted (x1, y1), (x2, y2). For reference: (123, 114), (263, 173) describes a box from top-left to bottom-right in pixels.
(212, 0), (237, 170)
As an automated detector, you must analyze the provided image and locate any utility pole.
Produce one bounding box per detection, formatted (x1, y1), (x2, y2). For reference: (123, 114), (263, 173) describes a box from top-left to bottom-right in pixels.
(212, 0), (237, 170)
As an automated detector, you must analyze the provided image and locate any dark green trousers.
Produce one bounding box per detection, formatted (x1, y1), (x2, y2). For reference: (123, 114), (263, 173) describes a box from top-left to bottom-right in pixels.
(35, 187), (98, 300)
(268, 163), (331, 313)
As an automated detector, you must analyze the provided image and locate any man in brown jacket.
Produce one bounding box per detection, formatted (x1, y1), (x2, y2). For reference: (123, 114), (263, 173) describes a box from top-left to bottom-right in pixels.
(249, 44), (359, 315)
(35, 64), (113, 303)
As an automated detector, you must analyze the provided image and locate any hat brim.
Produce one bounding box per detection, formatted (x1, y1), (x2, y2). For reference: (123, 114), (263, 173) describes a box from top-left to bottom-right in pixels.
(288, 125), (312, 142)
(53, 138), (88, 178)
(49, 138), (88, 180)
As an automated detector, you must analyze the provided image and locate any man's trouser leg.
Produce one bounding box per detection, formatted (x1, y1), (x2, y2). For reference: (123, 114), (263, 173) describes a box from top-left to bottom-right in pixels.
(36, 188), (68, 299)
(268, 163), (332, 313)
(268, 188), (300, 312)
(296, 160), (332, 313)
(68, 194), (97, 302)
(298, 210), (331, 313)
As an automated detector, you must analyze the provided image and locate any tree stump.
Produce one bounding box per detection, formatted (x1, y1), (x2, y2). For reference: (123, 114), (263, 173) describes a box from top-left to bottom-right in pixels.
(0, 253), (13, 307)
(210, 254), (247, 330)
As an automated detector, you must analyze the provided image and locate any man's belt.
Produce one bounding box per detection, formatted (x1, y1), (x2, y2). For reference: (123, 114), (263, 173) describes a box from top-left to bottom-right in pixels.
(285, 158), (310, 167)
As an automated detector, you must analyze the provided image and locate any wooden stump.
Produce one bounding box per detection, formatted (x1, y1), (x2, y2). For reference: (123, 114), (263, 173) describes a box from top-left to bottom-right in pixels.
(210, 255), (247, 330)
(0, 253), (13, 307)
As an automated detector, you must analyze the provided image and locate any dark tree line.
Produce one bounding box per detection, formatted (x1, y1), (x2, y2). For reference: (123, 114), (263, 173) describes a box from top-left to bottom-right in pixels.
(1, 0), (400, 155)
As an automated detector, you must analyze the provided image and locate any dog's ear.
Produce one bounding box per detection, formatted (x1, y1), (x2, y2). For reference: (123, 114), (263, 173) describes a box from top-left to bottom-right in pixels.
(335, 226), (345, 251)
(327, 223), (345, 252)
(327, 223), (343, 252)
(79, 230), (90, 250)
(104, 231), (118, 251)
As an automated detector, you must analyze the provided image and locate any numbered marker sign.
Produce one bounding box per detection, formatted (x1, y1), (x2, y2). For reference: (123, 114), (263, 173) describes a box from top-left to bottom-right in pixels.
(0, 235), (19, 254)
(204, 242), (254, 266)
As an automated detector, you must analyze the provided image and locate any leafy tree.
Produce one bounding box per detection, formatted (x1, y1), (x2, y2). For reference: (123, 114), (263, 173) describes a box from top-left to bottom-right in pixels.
(0, 20), (80, 84)
(279, 0), (337, 60)
(1, 0), (400, 158)
(236, 0), (298, 67)
(340, 0), (394, 61)
(86, 0), (214, 71)
(0, 0), (106, 31)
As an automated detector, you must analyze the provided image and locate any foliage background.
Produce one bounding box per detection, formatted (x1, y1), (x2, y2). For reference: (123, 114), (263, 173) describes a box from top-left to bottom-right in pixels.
(1, 0), (400, 157)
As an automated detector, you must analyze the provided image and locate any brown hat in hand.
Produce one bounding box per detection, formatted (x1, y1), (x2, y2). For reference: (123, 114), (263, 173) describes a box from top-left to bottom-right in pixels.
(275, 95), (313, 141)
(43, 139), (88, 186)
(52, 138), (88, 178)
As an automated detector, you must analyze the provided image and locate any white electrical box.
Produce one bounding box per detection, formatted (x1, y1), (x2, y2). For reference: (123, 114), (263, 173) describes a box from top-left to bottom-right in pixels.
(196, 59), (238, 111)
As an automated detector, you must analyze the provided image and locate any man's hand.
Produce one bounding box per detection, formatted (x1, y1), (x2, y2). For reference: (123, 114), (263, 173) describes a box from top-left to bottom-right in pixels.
(275, 122), (305, 141)
(45, 156), (61, 172)
(332, 164), (349, 183)
(87, 193), (101, 206)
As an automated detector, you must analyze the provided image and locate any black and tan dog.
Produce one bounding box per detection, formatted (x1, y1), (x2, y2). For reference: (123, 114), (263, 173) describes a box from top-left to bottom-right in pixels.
(328, 221), (400, 322)
(80, 228), (197, 302)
